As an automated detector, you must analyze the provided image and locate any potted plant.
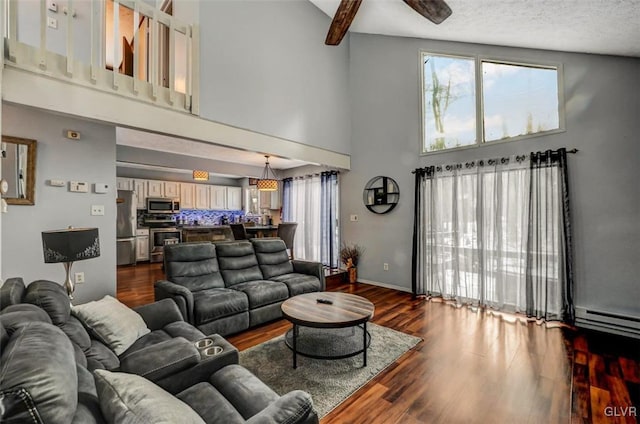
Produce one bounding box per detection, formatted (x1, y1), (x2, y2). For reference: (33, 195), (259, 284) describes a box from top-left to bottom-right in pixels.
(340, 243), (364, 284)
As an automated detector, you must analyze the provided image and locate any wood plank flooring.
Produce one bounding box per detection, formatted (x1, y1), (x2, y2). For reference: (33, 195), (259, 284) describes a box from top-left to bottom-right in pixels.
(118, 263), (640, 423)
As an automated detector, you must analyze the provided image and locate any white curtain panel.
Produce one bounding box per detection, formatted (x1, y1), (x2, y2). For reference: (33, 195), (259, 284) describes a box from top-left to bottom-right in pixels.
(288, 175), (322, 262)
(418, 157), (564, 318)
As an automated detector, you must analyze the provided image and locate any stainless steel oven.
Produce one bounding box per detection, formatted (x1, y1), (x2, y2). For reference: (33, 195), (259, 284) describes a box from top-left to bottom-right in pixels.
(149, 227), (182, 263)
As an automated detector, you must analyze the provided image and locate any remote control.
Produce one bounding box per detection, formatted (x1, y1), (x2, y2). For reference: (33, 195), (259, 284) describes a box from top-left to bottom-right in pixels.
(316, 298), (333, 305)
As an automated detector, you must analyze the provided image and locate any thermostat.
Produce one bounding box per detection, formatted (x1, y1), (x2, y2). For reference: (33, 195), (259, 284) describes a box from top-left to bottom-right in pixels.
(94, 183), (109, 194)
(69, 181), (89, 193)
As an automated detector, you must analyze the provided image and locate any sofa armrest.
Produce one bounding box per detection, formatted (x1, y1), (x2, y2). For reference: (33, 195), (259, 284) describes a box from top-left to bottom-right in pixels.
(133, 298), (184, 331)
(246, 390), (317, 424)
(292, 260), (325, 291)
(155, 334), (239, 394)
(154, 280), (195, 324)
(119, 337), (200, 382)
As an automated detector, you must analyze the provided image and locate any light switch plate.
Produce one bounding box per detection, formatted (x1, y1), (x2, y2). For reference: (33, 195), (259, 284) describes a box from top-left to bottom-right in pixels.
(350, 214), (359, 222)
(49, 179), (65, 187)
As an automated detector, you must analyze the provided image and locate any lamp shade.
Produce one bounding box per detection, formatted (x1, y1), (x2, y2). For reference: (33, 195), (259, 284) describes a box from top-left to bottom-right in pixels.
(256, 179), (278, 191)
(42, 227), (100, 263)
(258, 155), (279, 192)
(193, 170), (209, 181)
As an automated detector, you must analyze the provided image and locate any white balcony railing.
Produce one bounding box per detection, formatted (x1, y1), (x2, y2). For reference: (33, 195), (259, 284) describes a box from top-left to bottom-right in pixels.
(4, 0), (199, 114)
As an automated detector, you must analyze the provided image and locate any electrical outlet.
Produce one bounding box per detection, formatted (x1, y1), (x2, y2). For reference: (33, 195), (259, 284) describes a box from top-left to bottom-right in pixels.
(75, 272), (85, 284)
(350, 214), (359, 222)
(47, 17), (57, 29)
(383, 263), (389, 271)
(91, 205), (105, 216)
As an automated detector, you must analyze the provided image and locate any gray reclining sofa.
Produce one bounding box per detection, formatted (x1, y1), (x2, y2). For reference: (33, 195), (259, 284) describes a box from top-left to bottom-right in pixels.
(155, 238), (325, 336)
(0, 279), (319, 423)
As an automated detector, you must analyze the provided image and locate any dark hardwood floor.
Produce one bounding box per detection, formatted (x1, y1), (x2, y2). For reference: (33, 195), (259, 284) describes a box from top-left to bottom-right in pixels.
(118, 263), (640, 424)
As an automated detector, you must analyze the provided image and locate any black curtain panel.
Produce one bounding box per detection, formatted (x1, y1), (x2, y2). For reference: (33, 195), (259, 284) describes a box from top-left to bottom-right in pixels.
(411, 148), (575, 323)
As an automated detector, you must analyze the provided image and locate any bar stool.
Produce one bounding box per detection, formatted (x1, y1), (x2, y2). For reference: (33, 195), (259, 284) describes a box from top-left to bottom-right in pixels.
(277, 222), (298, 259)
(230, 223), (249, 240)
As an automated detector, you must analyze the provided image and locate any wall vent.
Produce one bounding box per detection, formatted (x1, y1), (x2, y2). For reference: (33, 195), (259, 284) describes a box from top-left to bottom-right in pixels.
(575, 307), (640, 339)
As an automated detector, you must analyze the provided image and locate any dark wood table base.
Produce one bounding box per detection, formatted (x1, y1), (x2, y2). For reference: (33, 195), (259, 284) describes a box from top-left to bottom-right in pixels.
(285, 322), (371, 368)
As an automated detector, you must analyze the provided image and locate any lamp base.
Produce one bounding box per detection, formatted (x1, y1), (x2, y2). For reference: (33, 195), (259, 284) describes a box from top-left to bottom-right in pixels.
(63, 262), (75, 300)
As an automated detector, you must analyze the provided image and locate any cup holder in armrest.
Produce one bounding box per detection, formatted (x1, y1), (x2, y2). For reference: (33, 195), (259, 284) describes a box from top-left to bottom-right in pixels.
(195, 338), (213, 349)
(203, 346), (224, 356)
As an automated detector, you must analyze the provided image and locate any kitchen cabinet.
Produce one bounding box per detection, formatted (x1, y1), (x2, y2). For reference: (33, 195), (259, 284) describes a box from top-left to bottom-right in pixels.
(209, 185), (227, 210)
(195, 185), (209, 209)
(133, 179), (147, 209)
(135, 229), (149, 261)
(117, 178), (133, 190)
(164, 181), (180, 198)
(147, 180), (164, 198)
(227, 187), (242, 210)
(180, 183), (196, 209)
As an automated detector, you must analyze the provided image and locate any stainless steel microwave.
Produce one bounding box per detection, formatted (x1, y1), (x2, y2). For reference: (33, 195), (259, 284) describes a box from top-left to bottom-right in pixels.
(147, 197), (180, 214)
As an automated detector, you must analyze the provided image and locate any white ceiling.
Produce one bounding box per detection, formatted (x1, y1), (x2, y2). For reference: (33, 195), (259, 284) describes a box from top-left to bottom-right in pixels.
(309, 0), (640, 57)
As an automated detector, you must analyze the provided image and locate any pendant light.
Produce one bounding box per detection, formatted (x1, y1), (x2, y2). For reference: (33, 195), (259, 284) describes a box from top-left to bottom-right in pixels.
(257, 155), (278, 191)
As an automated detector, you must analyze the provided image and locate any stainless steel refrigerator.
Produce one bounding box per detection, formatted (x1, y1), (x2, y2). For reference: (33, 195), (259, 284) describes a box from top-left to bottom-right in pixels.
(116, 190), (137, 265)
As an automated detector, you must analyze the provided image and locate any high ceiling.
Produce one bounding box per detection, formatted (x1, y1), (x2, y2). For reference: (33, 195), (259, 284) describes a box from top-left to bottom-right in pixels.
(309, 0), (640, 58)
(119, 1), (639, 179)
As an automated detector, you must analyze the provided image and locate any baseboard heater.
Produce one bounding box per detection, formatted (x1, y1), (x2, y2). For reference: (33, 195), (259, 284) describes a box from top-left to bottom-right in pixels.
(575, 307), (640, 339)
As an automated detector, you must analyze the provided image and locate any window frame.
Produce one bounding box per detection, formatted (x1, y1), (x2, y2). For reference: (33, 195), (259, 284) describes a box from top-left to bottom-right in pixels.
(419, 50), (566, 155)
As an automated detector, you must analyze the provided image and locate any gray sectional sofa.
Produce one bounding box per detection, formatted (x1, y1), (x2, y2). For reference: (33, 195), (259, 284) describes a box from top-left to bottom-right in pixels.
(155, 238), (325, 336)
(0, 279), (319, 423)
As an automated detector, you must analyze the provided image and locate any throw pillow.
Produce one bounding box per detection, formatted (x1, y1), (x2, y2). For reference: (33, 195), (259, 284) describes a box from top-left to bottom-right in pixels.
(72, 295), (150, 356)
(93, 370), (206, 424)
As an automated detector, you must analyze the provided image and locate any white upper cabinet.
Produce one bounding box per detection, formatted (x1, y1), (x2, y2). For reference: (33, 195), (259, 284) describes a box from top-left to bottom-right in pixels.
(133, 179), (147, 209)
(227, 187), (242, 210)
(164, 181), (180, 198)
(116, 178), (133, 191)
(195, 185), (209, 209)
(116, 177), (243, 211)
(180, 183), (196, 209)
(209, 186), (227, 210)
(147, 180), (164, 198)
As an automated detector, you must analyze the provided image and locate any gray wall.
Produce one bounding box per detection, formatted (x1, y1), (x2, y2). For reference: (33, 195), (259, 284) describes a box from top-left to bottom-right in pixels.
(344, 34), (640, 317)
(2, 104), (117, 304)
(17, 0), (94, 63)
(198, 0), (352, 155)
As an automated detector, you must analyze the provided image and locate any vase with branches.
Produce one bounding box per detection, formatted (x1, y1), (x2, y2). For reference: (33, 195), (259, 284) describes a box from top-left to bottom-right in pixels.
(340, 243), (364, 284)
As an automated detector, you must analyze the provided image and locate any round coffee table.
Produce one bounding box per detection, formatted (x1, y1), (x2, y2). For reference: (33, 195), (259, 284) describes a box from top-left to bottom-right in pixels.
(281, 292), (375, 369)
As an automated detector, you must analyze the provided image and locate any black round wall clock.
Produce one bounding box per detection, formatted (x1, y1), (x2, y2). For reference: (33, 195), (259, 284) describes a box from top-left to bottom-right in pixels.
(363, 176), (399, 214)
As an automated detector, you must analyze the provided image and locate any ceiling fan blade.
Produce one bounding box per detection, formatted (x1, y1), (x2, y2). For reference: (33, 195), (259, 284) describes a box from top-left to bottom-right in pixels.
(402, 0), (452, 25)
(325, 0), (363, 46)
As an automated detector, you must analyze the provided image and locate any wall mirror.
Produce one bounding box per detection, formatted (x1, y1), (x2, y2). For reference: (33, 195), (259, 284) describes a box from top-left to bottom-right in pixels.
(1, 135), (37, 205)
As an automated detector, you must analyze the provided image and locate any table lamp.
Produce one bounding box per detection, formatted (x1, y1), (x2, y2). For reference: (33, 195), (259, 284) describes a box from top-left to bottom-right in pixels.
(42, 227), (100, 300)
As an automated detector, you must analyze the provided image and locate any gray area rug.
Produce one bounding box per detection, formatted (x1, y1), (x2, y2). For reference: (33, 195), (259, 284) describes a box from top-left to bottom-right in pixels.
(239, 323), (422, 418)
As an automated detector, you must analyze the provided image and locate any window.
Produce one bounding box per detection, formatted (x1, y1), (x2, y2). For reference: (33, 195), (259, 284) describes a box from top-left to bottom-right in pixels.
(421, 53), (562, 153)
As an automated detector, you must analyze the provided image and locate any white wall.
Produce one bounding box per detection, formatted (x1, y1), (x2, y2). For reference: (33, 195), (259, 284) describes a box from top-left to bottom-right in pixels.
(197, 0), (351, 155)
(344, 33), (640, 317)
(2, 105), (117, 304)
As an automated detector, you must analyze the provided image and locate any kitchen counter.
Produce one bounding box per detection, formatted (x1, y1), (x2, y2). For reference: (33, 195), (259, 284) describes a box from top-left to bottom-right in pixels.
(180, 225), (231, 229)
(181, 225), (233, 243)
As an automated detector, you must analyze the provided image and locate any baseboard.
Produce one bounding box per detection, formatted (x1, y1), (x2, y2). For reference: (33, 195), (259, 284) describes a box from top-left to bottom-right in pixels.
(357, 279), (413, 293)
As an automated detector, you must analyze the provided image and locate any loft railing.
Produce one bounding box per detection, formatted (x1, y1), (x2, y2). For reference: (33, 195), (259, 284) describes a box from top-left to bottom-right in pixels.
(4, 0), (199, 114)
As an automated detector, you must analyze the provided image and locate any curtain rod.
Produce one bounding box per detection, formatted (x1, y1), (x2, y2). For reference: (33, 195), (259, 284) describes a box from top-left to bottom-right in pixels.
(412, 148), (579, 174)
